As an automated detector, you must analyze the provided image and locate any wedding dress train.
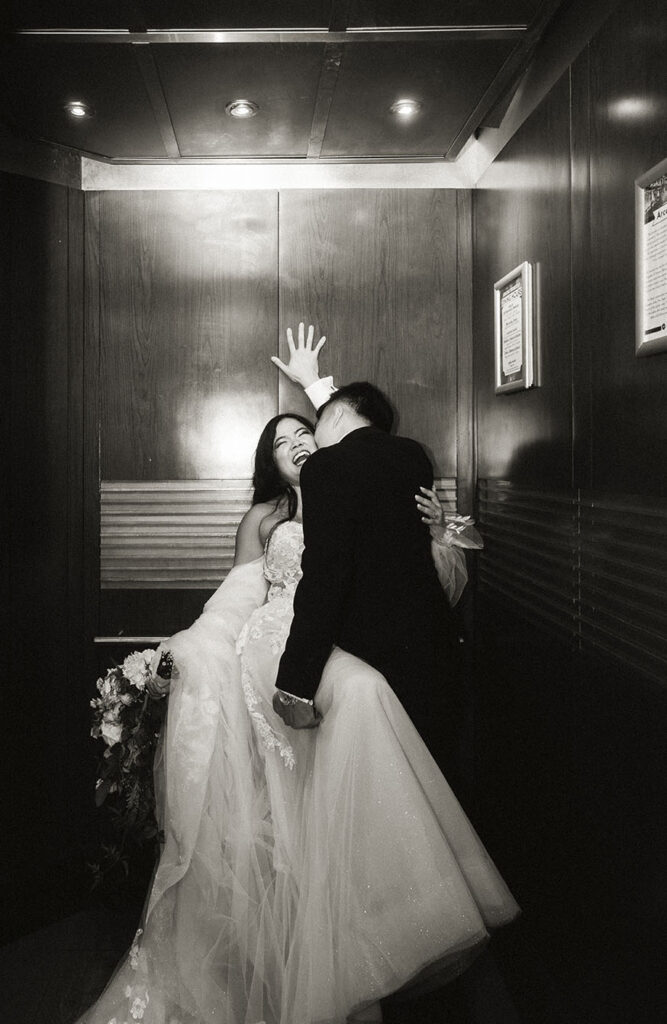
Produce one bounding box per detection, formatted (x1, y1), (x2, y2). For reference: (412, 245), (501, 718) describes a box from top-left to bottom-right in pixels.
(78, 520), (518, 1024)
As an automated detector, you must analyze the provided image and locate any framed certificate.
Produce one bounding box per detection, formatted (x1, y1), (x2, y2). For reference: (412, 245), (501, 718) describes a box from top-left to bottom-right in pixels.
(494, 261), (535, 394)
(636, 157), (667, 356)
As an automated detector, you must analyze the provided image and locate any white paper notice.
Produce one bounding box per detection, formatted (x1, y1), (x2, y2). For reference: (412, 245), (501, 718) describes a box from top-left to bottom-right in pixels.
(642, 173), (667, 344)
(501, 279), (523, 377)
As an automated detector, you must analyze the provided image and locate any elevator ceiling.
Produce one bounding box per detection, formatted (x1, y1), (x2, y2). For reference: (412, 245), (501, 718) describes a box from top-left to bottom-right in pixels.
(1, 1), (564, 162)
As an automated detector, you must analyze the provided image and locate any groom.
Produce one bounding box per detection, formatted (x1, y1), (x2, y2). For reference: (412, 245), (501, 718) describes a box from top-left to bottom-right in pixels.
(272, 336), (458, 764)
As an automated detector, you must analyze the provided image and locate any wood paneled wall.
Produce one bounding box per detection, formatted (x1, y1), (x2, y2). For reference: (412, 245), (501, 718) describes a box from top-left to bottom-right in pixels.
(474, 73), (573, 490)
(278, 190), (459, 475)
(1, 170), (91, 940)
(98, 191), (279, 481)
(471, 2), (667, 1020)
(4, 180), (469, 937)
(88, 187), (467, 638)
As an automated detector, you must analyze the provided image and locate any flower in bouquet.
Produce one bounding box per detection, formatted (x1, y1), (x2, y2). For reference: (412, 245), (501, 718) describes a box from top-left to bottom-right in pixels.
(89, 648), (167, 886)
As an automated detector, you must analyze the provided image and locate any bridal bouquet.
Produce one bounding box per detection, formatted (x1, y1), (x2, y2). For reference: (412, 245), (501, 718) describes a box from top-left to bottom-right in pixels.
(89, 649), (167, 886)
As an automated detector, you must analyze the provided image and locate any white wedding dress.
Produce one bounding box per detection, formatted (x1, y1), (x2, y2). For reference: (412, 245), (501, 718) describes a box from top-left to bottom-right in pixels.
(78, 520), (518, 1024)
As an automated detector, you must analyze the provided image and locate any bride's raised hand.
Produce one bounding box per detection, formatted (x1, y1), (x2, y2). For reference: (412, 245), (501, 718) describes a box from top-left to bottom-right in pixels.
(271, 322), (326, 387)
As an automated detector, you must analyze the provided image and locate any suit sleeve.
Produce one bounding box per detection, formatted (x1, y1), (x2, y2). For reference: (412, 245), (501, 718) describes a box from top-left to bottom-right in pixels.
(275, 450), (355, 701)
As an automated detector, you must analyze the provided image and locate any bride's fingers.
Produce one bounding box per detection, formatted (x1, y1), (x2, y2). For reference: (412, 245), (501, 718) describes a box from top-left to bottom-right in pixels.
(314, 335), (326, 354)
(415, 492), (437, 509)
(298, 321), (305, 347)
(415, 493), (442, 524)
(271, 356), (291, 374)
(286, 327), (296, 354)
(306, 323), (314, 348)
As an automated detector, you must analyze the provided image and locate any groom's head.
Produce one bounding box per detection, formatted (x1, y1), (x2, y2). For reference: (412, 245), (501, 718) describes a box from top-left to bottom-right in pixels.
(314, 382), (394, 448)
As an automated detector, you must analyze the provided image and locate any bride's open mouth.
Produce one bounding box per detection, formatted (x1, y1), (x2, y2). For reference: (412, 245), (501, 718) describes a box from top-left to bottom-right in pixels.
(292, 451), (310, 467)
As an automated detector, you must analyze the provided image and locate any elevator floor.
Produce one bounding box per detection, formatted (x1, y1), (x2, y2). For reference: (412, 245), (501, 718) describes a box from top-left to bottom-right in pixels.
(0, 891), (523, 1024)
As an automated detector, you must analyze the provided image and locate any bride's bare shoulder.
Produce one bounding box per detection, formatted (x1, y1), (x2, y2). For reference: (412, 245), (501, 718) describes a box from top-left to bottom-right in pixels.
(234, 501), (283, 564)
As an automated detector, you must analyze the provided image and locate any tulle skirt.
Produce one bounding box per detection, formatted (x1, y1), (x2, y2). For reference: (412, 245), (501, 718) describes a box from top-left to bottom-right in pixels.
(78, 563), (518, 1024)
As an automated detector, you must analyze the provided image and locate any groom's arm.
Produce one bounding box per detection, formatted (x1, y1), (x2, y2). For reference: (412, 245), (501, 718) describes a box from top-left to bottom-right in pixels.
(275, 450), (355, 703)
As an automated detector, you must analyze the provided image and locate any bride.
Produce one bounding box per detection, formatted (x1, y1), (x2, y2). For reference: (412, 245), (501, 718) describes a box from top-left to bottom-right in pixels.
(78, 337), (518, 1024)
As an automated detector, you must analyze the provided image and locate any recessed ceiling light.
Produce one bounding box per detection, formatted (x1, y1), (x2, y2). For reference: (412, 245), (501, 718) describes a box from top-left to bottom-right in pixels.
(64, 100), (93, 119)
(390, 98), (422, 119)
(225, 99), (259, 119)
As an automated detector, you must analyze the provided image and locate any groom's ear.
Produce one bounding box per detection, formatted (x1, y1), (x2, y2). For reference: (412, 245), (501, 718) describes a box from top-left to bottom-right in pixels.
(332, 403), (345, 429)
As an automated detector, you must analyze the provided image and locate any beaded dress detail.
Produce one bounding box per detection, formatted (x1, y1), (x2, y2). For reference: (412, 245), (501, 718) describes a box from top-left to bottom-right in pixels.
(236, 521), (305, 770)
(263, 519), (304, 600)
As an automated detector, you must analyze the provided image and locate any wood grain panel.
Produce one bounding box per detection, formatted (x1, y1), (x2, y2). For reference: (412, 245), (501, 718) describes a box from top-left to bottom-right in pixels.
(100, 588), (215, 642)
(65, 186), (95, 854)
(585, 2), (667, 497)
(0, 176), (11, 692)
(473, 71), (573, 489)
(471, 8), (667, 1020)
(99, 190), (278, 480)
(4, 174), (82, 876)
(456, 189), (474, 515)
(83, 192), (102, 650)
(278, 189), (459, 476)
(569, 45), (593, 496)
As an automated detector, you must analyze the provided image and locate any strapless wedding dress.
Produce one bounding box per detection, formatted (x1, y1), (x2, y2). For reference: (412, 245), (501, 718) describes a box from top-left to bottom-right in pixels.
(78, 520), (518, 1024)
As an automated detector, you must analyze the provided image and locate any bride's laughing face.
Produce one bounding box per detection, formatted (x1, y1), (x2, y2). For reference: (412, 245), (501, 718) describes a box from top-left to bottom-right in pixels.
(272, 417), (318, 486)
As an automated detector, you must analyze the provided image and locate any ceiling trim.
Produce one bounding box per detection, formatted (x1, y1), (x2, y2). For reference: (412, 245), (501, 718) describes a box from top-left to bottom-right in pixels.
(457, 0), (620, 184)
(80, 157), (472, 190)
(15, 26), (528, 44)
(306, 43), (345, 159)
(305, 0), (349, 158)
(445, 0), (564, 160)
(0, 123), (81, 188)
(132, 44), (180, 158)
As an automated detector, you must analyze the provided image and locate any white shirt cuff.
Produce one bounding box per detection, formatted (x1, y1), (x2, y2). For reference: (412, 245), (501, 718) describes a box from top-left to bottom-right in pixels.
(304, 376), (337, 410)
(276, 689), (314, 706)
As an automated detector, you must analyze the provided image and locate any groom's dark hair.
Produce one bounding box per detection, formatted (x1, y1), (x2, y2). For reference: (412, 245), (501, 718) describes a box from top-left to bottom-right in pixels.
(317, 382), (394, 433)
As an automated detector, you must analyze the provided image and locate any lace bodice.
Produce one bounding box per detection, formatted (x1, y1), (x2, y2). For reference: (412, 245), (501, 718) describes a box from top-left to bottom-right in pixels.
(264, 520), (304, 601)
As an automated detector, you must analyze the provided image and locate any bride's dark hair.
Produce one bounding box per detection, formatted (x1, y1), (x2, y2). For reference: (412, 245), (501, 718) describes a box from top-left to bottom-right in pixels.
(252, 413), (315, 521)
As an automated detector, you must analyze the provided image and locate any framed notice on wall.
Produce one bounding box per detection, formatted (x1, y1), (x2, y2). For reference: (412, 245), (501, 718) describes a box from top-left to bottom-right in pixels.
(494, 261), (535, 394)
(636, 157), (667, 356)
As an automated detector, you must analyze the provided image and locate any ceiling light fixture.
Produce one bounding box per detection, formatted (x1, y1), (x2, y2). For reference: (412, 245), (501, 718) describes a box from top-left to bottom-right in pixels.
(64, 100), (93, 118)
(390, 98), (422, 119)
(225, 99), (259, 119)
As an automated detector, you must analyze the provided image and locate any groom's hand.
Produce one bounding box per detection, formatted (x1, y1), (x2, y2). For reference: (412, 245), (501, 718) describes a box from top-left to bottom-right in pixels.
(146, 647), (172, 699)
(272, 689), (322, 729)
(271, 322), (326, 388)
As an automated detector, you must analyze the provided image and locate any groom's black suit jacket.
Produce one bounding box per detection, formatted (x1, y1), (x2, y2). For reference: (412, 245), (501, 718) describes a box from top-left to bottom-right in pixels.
(275, 426), (458, 747)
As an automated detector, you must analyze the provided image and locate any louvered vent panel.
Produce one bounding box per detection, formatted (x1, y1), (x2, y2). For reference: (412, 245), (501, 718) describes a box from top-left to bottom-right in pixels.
(101, 477), (457, 589)
(477, 480), (578, 634)
(435, 477), (457, 512)
(101, 480), (253, 589)
(579, 494), (667, 685)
